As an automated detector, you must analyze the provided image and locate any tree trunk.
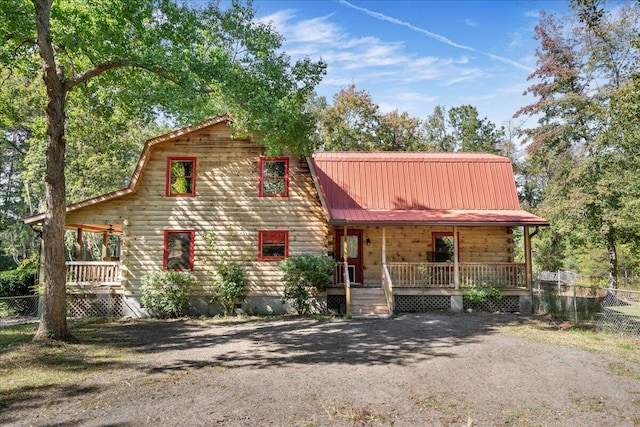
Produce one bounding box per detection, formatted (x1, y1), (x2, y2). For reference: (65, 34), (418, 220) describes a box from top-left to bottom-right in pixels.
(32, 0), (73, 341)
(605, 231), (618, 291)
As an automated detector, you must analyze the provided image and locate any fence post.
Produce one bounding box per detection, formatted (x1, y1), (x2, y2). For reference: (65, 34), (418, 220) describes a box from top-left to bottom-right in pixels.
(573, 284), (578, 325)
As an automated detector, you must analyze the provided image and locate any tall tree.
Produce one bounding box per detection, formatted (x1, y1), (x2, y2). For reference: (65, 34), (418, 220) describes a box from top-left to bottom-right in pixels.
(516, 1), (640, 288)
(448, 105), (504, 153)
(1, 0), (325, 341)
(378, 110), (427, 151)
(423, 105), (454, 152)
(317, 85), (382, 151)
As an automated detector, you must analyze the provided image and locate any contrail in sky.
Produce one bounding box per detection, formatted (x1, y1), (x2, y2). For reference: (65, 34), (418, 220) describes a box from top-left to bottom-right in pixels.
(337, 0), (534, 73)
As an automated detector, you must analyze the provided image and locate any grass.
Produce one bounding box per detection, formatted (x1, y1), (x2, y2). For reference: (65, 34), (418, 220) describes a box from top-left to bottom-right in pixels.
(0, 319), (136, 411)
(501, 316), (640, 375)
(606, 305), (640, 316)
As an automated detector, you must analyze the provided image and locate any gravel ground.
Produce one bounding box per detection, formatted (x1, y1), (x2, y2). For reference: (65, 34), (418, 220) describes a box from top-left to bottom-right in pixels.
(3, 313), (640, 426)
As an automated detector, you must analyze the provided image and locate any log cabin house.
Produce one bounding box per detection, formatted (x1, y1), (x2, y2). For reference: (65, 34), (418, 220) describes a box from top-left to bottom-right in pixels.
(24, 115), (548, 317)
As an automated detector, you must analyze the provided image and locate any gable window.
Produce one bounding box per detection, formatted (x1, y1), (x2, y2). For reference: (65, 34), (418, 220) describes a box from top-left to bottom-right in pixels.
(164, 230), (195, 270)
(432, 232), (456, 262)
(166, 157), (196, 197)
(260, 157), (289, 197)
(258, 230), (288, 261)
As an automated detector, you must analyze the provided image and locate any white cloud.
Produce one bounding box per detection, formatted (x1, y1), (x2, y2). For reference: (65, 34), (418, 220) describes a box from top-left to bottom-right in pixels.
(524, 10), (542, 18)
(289, 16), (346, 44)
(507, 31), (524, 50)
(464, 18), (478, 28)
(257, 9), (296, 32)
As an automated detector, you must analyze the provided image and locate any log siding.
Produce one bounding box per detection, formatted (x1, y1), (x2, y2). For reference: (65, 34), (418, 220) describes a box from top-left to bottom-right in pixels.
(65, 122), (328, 298)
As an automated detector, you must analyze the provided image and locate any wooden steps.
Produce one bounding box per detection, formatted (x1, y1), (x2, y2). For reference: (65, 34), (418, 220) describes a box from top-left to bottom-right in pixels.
(350, 287), (390, 317)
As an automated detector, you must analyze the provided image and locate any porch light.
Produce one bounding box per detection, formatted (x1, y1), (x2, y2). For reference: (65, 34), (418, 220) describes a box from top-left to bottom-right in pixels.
(366, 237), (371, 246)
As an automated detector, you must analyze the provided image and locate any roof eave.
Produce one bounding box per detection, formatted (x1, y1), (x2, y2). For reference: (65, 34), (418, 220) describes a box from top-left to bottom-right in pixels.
(327, 219), (550, 227)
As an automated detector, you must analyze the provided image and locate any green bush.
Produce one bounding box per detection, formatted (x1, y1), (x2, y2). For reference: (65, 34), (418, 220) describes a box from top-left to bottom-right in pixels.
(280, 254), (334, 315)
(0, 267), (37, 297)
(211, 261), (247, 316)
(140, 271), (194, 318)
(463, 283), (503, 304)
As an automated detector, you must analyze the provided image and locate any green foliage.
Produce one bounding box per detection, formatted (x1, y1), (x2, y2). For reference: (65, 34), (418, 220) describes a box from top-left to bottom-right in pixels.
(448, 105), (503, 153)
(463, 284), (503, 304)
(140, 271), (194, 318)
(211, 262), (247, 316)
(0, 301), (16, 317)
(203, 231), (249, 316)
(0, 261), (37, 297)
(279, 254), (334, 315)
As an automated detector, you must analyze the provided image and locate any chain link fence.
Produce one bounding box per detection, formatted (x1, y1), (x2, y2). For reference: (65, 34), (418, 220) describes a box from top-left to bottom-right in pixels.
(599, 289), (640, 337)
(532, 281), (607, 323)
(0, 295), (40, 326)
(533, 275), (640, 337)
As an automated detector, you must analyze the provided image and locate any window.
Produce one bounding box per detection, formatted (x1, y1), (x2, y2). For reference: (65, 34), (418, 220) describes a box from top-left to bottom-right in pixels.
(166, 157), (196, 196)
(432, 232), (456, 262)
(260, 157), (289, 197)
(258, 230), (288, 261)
(164, 230), (195, 270)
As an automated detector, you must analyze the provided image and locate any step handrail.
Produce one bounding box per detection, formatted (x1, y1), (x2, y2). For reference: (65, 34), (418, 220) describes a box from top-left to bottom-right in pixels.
(382, 264), (394, 314)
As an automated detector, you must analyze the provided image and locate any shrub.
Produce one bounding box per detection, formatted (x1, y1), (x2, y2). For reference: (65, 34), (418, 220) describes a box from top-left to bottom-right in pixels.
(0, 267), (37, 298)
(140, 271), (194, 318)
(463, 283), (503, 304)
(280, 254), (334, 314)
(211, 261), (247, 316)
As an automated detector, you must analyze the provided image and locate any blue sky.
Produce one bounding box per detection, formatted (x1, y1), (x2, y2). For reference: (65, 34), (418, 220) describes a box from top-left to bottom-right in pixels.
(250, 0), (574, 128)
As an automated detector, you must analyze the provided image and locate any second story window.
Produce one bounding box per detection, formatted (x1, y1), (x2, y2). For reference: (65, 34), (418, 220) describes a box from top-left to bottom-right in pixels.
(166, 157), (196, 197)
(260, 157), (289, 197)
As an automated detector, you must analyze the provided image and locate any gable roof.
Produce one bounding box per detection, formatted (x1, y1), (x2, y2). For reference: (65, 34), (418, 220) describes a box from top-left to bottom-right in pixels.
(309, 152), (548, 226)
(24, 114), (232, 225)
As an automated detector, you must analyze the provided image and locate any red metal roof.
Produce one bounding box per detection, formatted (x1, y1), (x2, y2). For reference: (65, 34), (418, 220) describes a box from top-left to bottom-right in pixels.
(310, 152), (548, 226)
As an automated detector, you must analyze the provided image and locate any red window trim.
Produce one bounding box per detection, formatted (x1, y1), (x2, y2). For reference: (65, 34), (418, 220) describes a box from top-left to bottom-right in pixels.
(163, 229), (195, 270)
(259, 157), (289, 198)
(166, 157), (197, 197)
(258, 230), (289, 261)
(432, 232), (460, 262)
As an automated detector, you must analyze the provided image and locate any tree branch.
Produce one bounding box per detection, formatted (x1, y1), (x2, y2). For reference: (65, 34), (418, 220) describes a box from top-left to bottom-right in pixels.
(65, 60), (134, 90)
(65, 60), (210, 93)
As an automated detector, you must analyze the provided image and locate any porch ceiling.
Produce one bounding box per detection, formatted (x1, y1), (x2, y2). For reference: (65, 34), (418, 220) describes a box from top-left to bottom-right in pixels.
(66, 223), (123, 234)
(327, 208), (549, 227)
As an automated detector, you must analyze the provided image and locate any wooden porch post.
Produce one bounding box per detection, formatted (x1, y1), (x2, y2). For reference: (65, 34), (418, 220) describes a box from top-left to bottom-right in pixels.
(524, 226), (532, 290)
(381, 226), (387, 278)
(453, 225), (459, 289)
(102, 232), (108, 261)
(343, 225), (350, 317)
(76, 227), (83, 261)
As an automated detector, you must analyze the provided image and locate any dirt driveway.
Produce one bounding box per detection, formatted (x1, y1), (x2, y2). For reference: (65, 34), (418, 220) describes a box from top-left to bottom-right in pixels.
(5, 313), (640, 426)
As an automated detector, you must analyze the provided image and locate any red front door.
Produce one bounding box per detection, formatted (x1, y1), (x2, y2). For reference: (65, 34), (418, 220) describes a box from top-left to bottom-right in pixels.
(335, 229), (364, 285)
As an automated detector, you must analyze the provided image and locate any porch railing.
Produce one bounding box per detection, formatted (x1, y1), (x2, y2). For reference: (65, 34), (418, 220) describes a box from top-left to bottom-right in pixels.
(66, 261), (121, 287)
(387, 262), (526, 289)
(331, 263), (355, 287)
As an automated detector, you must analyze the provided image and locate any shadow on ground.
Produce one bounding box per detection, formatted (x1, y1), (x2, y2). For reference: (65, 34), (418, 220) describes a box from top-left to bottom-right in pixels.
(97, 312), (531, 373)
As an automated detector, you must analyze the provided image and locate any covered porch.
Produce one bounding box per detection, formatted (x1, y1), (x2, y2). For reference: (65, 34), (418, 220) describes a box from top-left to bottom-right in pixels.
(327, 223), (540, 316)
(64, 223), (124, 291)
